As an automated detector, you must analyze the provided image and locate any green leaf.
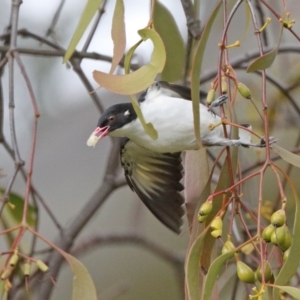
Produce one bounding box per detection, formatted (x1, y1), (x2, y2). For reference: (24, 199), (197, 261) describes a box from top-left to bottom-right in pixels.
(185, 118), (239, 299)
(273, 183), (300, 299)
(153, 1), (184, 81)
(124, 39), (143, 74)
(246, 26), (283, 72)
(1, 189), (37, 227)
(129, 95), (158, 140)
(185, 168), (212, 300)
(272, 285), (300, 299)
(109, 0), (126, 74)
(93, 28), (166, 95)
(123, 39), (157, 139)
(272, 144), (300, 168)
(184, 149), (209, 227)
(202, 252), (236, 300)
(199, 153), (237, 275)
(191, 0), (222, 148)
(63, 0), (104, 63)
(185, 226), (210, 300)
(62, 252), (97, 300)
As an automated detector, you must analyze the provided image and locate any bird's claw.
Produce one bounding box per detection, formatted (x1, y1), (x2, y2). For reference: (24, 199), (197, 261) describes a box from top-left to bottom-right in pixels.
(208, 95), (228, 111)
(258, 136), (278, 147)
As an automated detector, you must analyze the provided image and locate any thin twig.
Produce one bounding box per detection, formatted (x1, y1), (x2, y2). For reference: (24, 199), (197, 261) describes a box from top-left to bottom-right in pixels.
(72, 233), (184, 266)
(45, 0), (66, 38)
(180, 0), (201, 38)
(81, 0), (109, 53)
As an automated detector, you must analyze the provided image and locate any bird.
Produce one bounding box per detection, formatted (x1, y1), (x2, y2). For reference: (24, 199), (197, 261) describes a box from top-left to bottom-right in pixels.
(87, 81), (273, 233)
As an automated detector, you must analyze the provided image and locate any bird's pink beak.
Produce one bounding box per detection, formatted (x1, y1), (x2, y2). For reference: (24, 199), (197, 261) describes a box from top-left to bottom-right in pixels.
(86, 126), (109, 147)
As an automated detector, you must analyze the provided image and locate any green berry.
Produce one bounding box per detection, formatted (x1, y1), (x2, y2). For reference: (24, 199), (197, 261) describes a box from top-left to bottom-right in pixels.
(236, 261), (255, 283)
(270, 209), (286, 227)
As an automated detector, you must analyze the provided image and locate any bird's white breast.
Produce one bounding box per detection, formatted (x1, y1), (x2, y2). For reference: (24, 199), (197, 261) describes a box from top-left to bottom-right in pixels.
(112, 92), (223, 153)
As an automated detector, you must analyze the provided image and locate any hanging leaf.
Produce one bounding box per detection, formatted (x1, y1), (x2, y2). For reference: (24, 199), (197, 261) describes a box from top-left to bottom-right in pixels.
(93, 28), (166, 95)
(153, 1), (185, 81)
(246, 26), (283, 72)
(109, 0), (126, 74)
(124, 39), (143, 74)
(272, 144), (300, 168)
(61, 252), (97, 300)
(185, 226), (210, 300)
(273, 181), (300, 299)
(63, 0), (104, 63)
(1, 189), (37, 227)
(123, 40), (157, 139)
(202, 252), (236, 300)
(191, 0), (222, 148)
(272, 285), (300, 299)
(129, 95), (158, 139)
(184, 149), (209, 227)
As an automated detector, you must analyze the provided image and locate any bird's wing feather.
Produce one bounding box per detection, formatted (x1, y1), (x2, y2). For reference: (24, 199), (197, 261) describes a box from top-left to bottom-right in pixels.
(159, 81), (207, 100)
(138, 81), (206, 103)
(120, 138), (184, 233)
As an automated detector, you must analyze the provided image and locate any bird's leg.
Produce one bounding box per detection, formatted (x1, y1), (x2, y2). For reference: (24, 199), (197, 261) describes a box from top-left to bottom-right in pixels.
(249, 136), (278, 148)
(230, 136), (278, 148)
(208, 95), (228, 111)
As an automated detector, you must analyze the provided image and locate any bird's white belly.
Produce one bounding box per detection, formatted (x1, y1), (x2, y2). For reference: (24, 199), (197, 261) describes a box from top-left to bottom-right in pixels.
(117, 95), (223, 153)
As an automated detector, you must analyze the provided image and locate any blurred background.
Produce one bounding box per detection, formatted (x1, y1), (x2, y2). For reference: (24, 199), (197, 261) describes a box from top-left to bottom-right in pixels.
(1, 0), (300, 299)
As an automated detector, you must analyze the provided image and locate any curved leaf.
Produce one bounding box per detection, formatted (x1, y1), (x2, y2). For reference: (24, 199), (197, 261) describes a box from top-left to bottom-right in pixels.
(272, 144), (300, 168)
(246, 26), (283, 72)
(62, 253), (97, 300)
(129, 95), (158, 139)
(123, 39), (157, 139)
(153, 1), (184, 81)
(272, 285), (300, 300)
(200, 147), (238, 277)
(110, 0), (126, 74)
(93, 28), (166, 95)
(273, 182), (300, 299)
(1, 189), (37, 227)
(63, 0), (104, 63)
(124, 39), (143, 74)
(202, 252), (236, 300)
(191, 0), (221, 148)
(185, 226), (210, 300)
(184, 149), (209, 227)
(185, 119), (239, 299)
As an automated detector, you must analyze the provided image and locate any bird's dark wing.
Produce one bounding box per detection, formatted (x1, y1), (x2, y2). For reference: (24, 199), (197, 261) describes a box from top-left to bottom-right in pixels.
(120, 138), (184, 233)
(159, 81), (207, 100)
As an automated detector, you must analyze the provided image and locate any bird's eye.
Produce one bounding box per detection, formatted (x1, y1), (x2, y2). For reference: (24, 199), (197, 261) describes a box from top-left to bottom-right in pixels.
(108, 115), (115, 122)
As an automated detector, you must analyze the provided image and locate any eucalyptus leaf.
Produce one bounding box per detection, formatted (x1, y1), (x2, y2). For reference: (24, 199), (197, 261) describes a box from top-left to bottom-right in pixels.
(273, 185), (300, 299)
(93, 28), (166, 95)
(129, 95), (158, 140)
(185, 226), (210, 300)
(109, 0), (126, 74)
(62, 252), (97, 300)
(63, 0), (104, 63)
(191, 0), (221, 148)
(184, 149), (209, 227)
(272, 285), (300, 300)
(202, 252), (236, 300)
(272, 144), (300, 168)
(153, 1), (184, 81)
(246, 26), (283, 72)
(1, 189), (37, 227)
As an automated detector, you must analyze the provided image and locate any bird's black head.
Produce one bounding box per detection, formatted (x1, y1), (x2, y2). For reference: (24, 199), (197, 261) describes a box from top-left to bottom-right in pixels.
(87, 103), (136, 147)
